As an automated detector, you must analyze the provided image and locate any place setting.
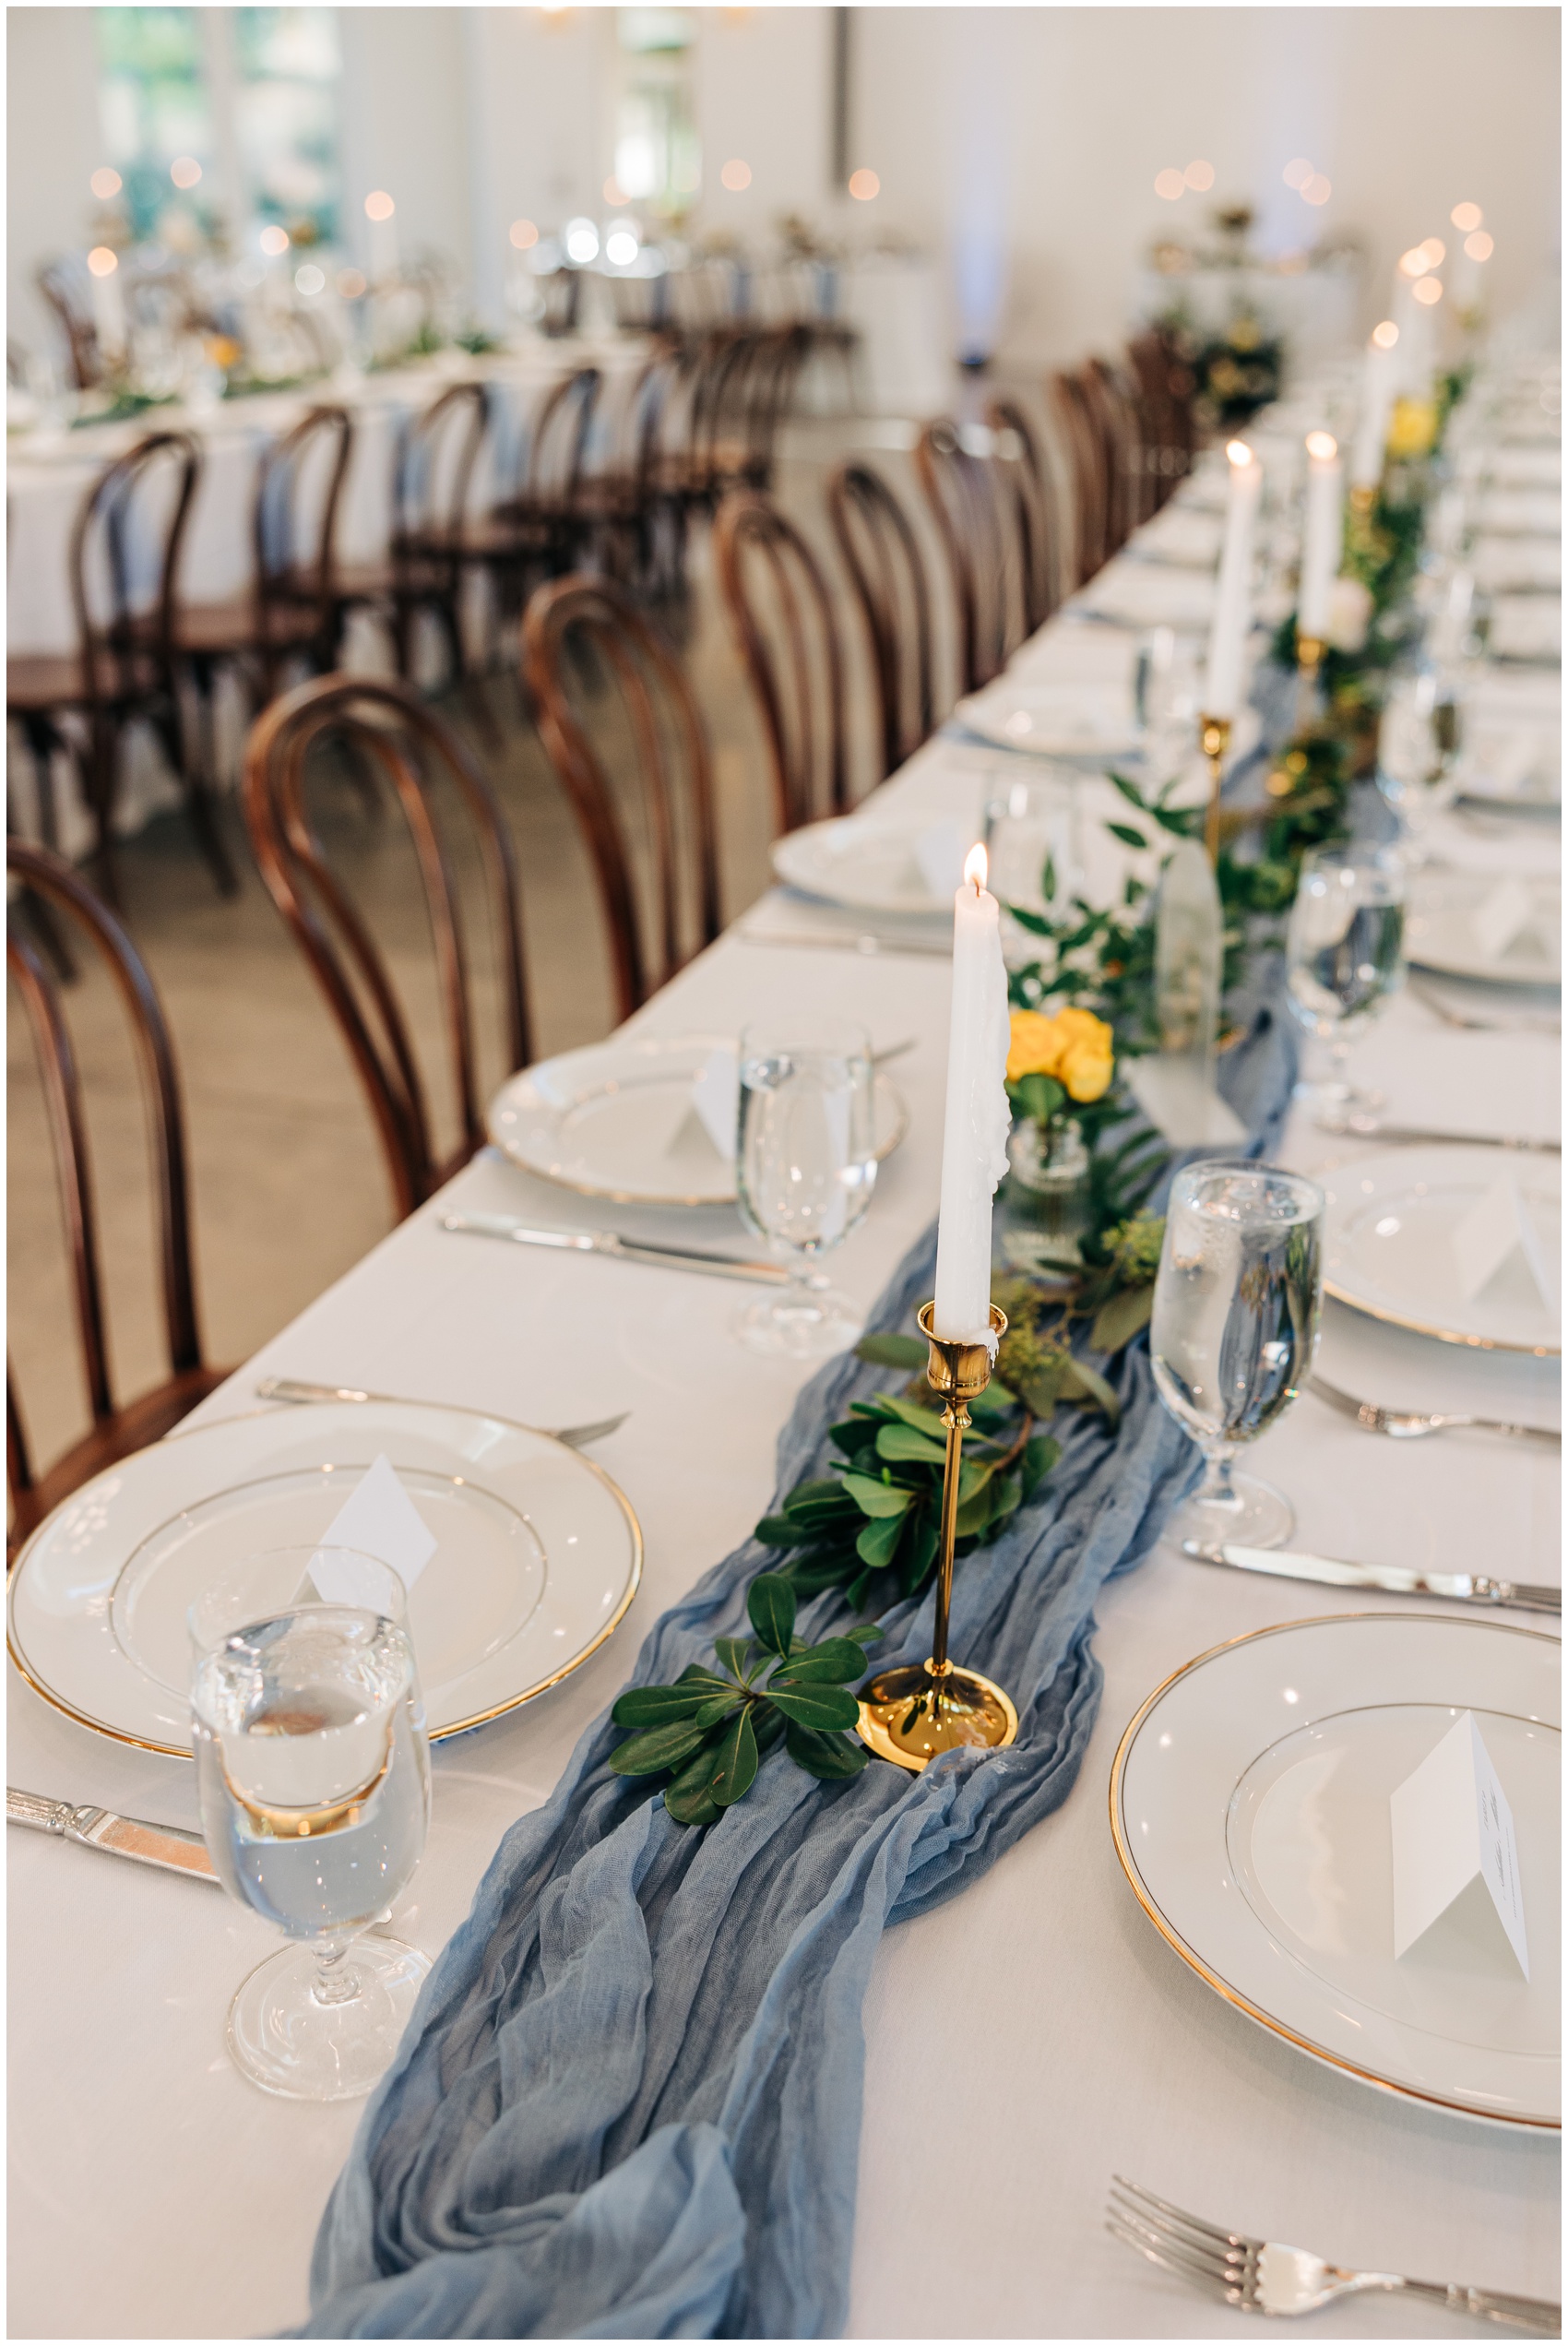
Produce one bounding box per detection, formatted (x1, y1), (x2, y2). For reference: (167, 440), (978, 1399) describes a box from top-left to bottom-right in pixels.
(6, 23), (1562, 2344)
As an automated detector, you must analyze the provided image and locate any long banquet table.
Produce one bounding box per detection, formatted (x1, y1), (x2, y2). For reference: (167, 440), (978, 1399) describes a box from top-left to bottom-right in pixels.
(7, 361), (1562, 2339)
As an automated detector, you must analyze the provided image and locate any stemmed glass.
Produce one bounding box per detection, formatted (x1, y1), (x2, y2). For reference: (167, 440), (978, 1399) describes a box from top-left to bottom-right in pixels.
(1285, 845), (1406, 1113)
(1376, 668), (1463, 861)
(189, 1547), (432, 2102)
(983, 771), (1079, 962)
(735, 1018), (877, 1357)
(1151, 1161), (1325, 1553)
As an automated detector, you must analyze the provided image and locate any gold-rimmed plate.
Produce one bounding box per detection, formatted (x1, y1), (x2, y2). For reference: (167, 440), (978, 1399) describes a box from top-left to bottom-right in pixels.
(1111, 1614), (1560, 2130)
(487, 1032), (908, 1209)
(1321, 1145), (1561, 1356)
(7, 1400), (642, 1756)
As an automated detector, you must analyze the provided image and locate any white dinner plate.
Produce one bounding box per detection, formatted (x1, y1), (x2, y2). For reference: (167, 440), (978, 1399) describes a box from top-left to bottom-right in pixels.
(1321, 1145), (1561, 1355)
(1124, 506), (1224, 570)
(1111, 1614), (1560, 2131)
(1072, 565), (1217, 632)
(770, 812), (970, 916)
(1489, 597), (1563, 666)
(6, 1402), (643, 1756)
(1407, 873), (1562, 983)
(955, 682), (1141, 761)
(488, 1032), (909, 1207)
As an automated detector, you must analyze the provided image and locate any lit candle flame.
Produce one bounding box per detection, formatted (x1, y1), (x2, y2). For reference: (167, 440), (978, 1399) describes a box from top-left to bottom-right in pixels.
(964, 843), (988, 893)
(1305, 430), (1337, 461)
(1225, 439), (1253, 467)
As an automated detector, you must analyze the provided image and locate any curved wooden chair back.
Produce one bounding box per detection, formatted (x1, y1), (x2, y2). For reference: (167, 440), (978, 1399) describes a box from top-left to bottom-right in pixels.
(539, 268), (582, 338)
(522, 575), (720, 1020)
(1082, 358), (1146, 549)
(1047, 372), (1107, 587)
(393, 380), (490, 555)
(254, 401), (353, 635)
(37, 258), (101, 389)
(826, 460), (936, 779)
(6, 840), (225, 1554)
(713, 488), (849, 836)
(71, 430), (202, 712)
(515, 365), (600, 513)
(988, 397), (1061, 634)
(1125, 328), (1197, 508)
(735, 325), (804, 490)
(914, 418), (1024, 694)
(242, 674), (530, 1220)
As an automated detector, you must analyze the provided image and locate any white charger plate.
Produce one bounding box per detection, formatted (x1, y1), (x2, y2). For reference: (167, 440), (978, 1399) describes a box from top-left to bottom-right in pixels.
(1111, 1614), (1560, 2131)
(1322, 1145), (1561, 1355)
(488, 1032), (908, 1208)
(1407, 873), (1562, 983)
(1073, 565), (1217, 632)
(769, 812), (971, 916)
(955, 682), (1141, 761)
(6, 1401), (642, 1755)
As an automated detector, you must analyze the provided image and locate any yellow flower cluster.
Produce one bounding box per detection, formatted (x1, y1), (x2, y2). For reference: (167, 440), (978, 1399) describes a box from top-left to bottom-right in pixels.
(1386, 397), (1438, 461)
(1006, 1006), (1115, 1103)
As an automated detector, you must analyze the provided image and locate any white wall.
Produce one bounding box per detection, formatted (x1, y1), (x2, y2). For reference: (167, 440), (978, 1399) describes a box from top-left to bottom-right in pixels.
(7, 8), (109, 352)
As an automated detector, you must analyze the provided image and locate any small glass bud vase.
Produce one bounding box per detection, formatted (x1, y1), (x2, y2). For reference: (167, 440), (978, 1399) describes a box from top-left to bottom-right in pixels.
(1003, 1114), (1092, 1274)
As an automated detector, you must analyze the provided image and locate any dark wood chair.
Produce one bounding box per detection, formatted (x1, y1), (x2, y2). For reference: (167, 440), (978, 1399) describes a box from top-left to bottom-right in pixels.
(1125, 327), (1198, 510)
(335, 381), (492, 694)
(6, 430), (236, 901)
(914, 418), (1027, 694)
(826, 459), (937, 779)
(712, 488), (849, 836)
(476, 366), (603, 621)
(987, 397), (1062, 635)
(1049, 370), (1111, 587)
(36, 257), (103, 391)
(242, 673), (531, 1221)
(6, 840), (229, 1556)
(1081, 357), (1147, 551)
(522, 575), (720, 1021)
(174, 402), (355, 752)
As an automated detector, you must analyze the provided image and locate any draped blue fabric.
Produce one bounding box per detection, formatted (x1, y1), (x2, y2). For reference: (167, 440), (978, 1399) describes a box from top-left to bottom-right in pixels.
(293, 1001), (1297, 2341)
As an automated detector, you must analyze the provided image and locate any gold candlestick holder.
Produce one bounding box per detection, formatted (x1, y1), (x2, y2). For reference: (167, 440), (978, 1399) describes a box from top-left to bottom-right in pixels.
(1198, 713), (1231, 866)
(1294, 631), (1325, 732)
(856, 1300), (1019, 1772)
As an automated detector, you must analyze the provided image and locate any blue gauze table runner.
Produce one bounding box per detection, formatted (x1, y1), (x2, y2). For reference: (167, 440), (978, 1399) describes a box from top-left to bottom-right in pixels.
(294, 994), (1296, 2340)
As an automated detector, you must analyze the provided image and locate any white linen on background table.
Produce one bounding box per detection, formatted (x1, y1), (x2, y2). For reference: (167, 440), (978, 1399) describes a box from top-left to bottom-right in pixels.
(7, 384), (1562, 2340)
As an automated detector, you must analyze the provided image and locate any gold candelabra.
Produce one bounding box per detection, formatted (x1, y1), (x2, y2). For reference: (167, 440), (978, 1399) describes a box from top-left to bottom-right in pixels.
(856, 1301), (1019, 1772)
(1294, 630), (1325, 732)
(1197, 713), (1232, 866)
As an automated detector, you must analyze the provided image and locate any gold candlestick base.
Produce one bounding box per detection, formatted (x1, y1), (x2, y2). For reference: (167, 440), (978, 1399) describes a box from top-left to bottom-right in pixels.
(856, 1300), (1018, 1774)
(1198, 712), (1232, 865)
(1295, 634), (1324, 676)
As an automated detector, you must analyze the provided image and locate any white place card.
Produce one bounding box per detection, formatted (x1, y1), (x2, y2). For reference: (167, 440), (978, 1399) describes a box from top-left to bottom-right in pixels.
(1469, 877), (1542, 964)
(1123, 1054), (1246, 1149)
(913, 818), (968, 903)
(1450, 1173), (1557, 1308)
(311, 1452), (436, 1602)
(1391, 1711), (1528, 1977)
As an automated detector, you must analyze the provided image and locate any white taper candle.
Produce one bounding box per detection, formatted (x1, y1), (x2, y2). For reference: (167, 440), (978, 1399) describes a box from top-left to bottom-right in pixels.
(1348, 329), (1397, 493)
(1202, 440), (1261, 721)
(1298, 431), (1343, 641)
(932, 844), (1012, 1343)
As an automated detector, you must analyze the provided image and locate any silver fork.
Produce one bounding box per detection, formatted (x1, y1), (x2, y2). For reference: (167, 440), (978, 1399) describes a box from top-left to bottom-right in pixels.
(1409, 977), (1562, 1036)
(1310, 1374), (1562, 1448)
(254, 1379), (628, 1448)
(1108, 2177), (1560, 2332)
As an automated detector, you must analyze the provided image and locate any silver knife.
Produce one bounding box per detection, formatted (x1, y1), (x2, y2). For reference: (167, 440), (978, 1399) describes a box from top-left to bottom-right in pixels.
(254, 1379), (628, 1447)
(735, 925), (952, 960)
(1182, 1541), (1562, 1614)
(7, 1789), (219, 1883)
(1316, 1113), (1561, 1153)
(440, 1214), (791, 1284)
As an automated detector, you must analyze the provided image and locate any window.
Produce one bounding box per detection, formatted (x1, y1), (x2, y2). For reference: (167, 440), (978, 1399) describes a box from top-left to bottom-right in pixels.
(233, 8), (340, 248)
(97, 7), (213, 244)
(614, 9), (700, 220)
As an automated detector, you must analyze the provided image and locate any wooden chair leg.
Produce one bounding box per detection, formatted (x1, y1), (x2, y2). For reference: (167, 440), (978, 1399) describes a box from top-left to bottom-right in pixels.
(171, 664), (240, 899)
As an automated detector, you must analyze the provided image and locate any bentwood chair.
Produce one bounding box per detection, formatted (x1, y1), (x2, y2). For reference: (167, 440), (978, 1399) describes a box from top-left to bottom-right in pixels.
(987, 397), (1063, 633)
(1048, 371), (1111, 588)
(713, 488), (849, 836)
(522, 575), (720, 1020)
(173, 403), (355, 751)
(1125, 327), (1199, 510)
(36, 257), (103, 390)
(6, 840), (230, 1555)
(242, 673), (531, 1221)
(6, 430), (235, 900)
(914, 418), (1028, 694)
(336, 381), (492, 697)
(826, 460), (938, 779)
(477, 366), (604, 622)
(1081, 357), (1148, 550)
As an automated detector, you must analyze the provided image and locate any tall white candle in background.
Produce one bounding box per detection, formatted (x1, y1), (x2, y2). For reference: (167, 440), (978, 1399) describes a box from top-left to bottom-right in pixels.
(365, 190), (399, 283)
(1202, 439), (1261, 720)
(932, 844), (1012, 1343)
(1349, 326), (1398, 493)
(1298, 431), (1343, 642)
(87, 245), (125, 361)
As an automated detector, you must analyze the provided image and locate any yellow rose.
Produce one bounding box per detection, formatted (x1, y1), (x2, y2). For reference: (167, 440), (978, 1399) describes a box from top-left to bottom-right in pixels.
(1053, 1006), (1113, 1053)
(1061, 1040), (1113, 1102)
(1006, 1009), (1063, 1083)
(1386, 396), (1437, 461)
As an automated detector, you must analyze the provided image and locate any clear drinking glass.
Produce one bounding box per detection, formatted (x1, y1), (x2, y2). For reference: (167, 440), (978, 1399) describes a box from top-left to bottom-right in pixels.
(1376, 667), (1462, 861)
(189, 1548), (432, 2103)
(984, 772), (1079, 963)
(735, 1018), (876, 1357)
(1151, 1161), (1324, 1552)
(1285, 845), (1406, 1113)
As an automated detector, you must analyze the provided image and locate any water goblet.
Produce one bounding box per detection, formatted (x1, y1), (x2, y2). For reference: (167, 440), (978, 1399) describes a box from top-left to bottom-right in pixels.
(1285, 845), (1406, 1113)
(1151, 1161), (1324, 1553)
(735, 1018), (876, 1357)
(189, 1547), (432, 2102)
(984, 770), (1080, 964)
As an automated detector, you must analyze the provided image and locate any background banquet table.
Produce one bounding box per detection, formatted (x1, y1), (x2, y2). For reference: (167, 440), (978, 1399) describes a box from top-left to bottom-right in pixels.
(7, 411), (1561, 2338)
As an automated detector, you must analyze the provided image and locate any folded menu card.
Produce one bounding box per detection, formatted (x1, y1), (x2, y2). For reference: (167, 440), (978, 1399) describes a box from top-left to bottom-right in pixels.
(1468, 877), (1547, 963)
(1390, 1710), (1528, 1977)
(310, 1453), (436, 1601)
(1451, 1173), (1558, 1309)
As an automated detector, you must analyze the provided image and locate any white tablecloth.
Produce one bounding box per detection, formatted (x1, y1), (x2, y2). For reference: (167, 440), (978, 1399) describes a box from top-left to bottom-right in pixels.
(7, 404), (1562, 2341)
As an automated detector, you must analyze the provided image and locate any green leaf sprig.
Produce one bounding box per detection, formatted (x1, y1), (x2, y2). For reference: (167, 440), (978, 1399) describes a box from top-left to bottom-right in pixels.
(609, 1575), (878, 1826)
